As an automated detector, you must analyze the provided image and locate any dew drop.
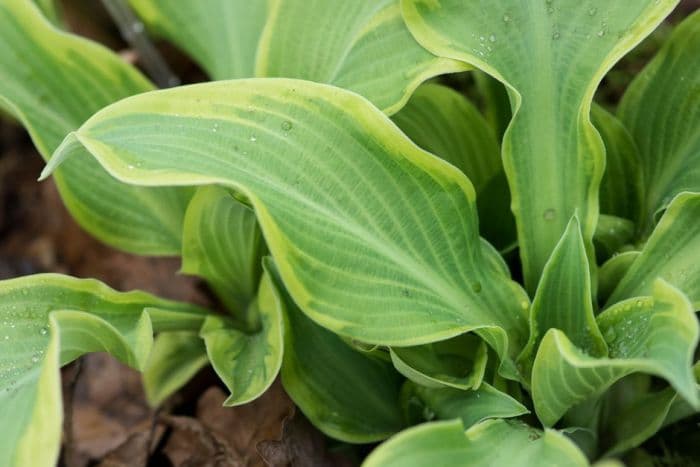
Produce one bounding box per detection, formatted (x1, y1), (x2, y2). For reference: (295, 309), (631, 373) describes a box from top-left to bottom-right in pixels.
(281, 120), (293, 132)
(127, 164), (135, 170)
(520, 300), (529, 310)
(597, 28), (606, 37)
(543, 208), (556, 221)
(502, 13), (511, 23)
(39, 327), (48, 336)
(249, 135), (257, 142)
(547, 7), (554, 13)
(552, 31), (560, 39)
(479, 35), (486, 42)
(588, 7), (597, 16)
(471, 281), (482, 293)
(489, 34), (496, 42)
(31, 355), (39, 364)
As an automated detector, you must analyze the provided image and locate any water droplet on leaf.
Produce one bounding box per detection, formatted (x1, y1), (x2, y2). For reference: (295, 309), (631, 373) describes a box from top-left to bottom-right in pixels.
(543, 208), (556, 221)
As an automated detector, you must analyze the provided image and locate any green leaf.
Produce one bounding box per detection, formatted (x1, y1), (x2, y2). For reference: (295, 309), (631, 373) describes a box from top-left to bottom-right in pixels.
(618, 11), (700, 232)
(130, 0), (466, 114)
(519, 217), (607, 371)
(592, 104), (643, 223)
(402, 0), (677, 291)
(473, 70), (512, 140)
(45, 78), (530, 378)
(31, 0), (61, 25)
(602, 386), (679, 456)
(598, 251), (640, 305)
(532, 280), (699, 426)
(608, 192), (700, 308)
(270, 261), (404, 443)
(258, 0), (467, 114)
(391, 83), (501, 194)
(143, 332), (208, 407)
(0, 274), (206, 467)
(200, 268), (283, 406)
(0, 0), (192, 255)
(181, 186), (265, 317)
(391, 82), (515, 250)
(593, 214), (636, 263)
(363, 419), (588, 467)
(410, 382), (528, 428)
(129, 0), (267, 80)
(390, 333), (487, 389)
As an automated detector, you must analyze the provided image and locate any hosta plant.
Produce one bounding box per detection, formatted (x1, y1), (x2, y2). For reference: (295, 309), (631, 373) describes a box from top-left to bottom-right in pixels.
(1, 0), (699, 465)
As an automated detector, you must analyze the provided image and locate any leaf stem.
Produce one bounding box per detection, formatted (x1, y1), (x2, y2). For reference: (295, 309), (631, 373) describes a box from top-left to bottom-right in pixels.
(100, 0), (179, 88)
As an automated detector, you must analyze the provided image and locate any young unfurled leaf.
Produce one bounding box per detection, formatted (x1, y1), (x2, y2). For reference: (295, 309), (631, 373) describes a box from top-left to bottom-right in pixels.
(390, 333), (487, 389)
(532, 280), (698, 426)
(363, 419), (588, 467)
(45, 78), (530, 378)
(271, 260), (405, 443)
(142, 332), (208, 406)
(402, 0), (677, 291)
(130, 0), (467, 113)
(618, 11), (700, 233)
(0, 0), (192, 255)
(392, 82), (516, 250)
(200, 269), (284, 406)
(0, 274), (207, 467)
(181, 186), (265, 318)
(608, 192), (700, 308)
(519, 217), (607, 372)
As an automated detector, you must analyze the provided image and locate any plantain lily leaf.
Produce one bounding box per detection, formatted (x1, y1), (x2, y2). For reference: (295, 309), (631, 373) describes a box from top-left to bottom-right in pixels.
(592, 104), (643, 224)
(130, 0), (466, 114)
(391, 82), (516, 250)
(593, 214), (636, 263)
(181, 185), (265, 318)
(618, 11), (700, 233)
(602, 386), (686, 456)
(363, 419), (588, 467)
(44, 78), (531, 378)
(0, 0), (193, 255)
(31, 0), (61, 25)
(519, 217), (607, 372)
(402, 0), (678, 292)
(200, 268), (283, 406)
(390, 333), (487, 390)
(269, 260), (404, 443)
(0, 274), (207, 467)
(598, 251), (640, 304)
(129, 0), (267, 80)
(608, 192), (700, 308)
(142, 331), (208, 407)
(391, 83), (501, 194)
(532, 280), (699, 426)
(473, 70), (512, 140)
(409, 382), (529, 428)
